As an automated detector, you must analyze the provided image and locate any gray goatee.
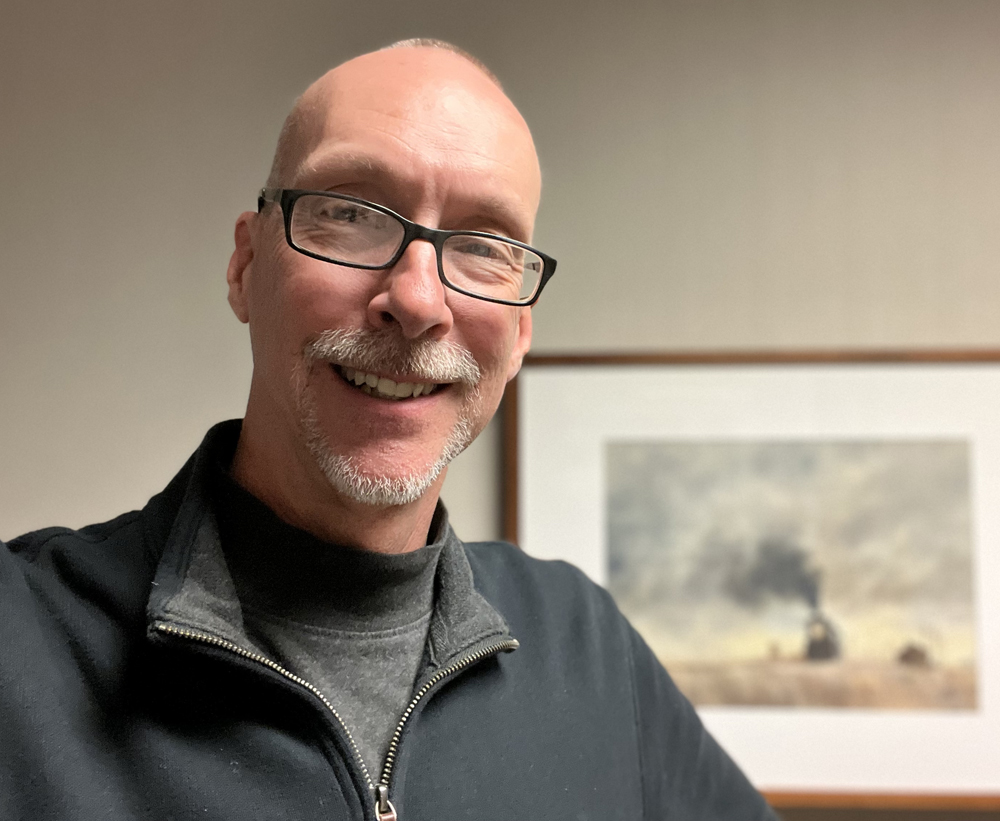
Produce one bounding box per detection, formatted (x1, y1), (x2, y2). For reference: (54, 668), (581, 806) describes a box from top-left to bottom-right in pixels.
(297, 328), (482, 507)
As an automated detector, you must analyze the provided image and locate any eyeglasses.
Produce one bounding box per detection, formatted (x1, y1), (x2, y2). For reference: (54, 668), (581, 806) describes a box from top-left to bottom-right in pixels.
(258, 189), (557, 306)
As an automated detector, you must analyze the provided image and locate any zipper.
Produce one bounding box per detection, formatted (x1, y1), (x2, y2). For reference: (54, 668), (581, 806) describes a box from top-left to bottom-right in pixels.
(374, 637), (519, 820)
(154, 623), (376, 796)
(156, 622), (517, 821)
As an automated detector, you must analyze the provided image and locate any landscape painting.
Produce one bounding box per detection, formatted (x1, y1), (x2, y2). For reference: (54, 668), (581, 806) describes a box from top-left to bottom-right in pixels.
(606, 440), (978, 710)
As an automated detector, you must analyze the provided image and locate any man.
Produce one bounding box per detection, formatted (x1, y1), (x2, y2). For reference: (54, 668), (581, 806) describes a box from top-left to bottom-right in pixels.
(0, 41), (777, 820)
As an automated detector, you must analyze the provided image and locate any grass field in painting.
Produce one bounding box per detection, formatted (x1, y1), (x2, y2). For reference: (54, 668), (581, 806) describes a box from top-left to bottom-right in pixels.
(668, 658), (977, 709)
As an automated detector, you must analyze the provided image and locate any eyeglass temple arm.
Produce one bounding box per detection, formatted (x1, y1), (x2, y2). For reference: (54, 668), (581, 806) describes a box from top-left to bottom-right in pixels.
(258, 188), (281, 212)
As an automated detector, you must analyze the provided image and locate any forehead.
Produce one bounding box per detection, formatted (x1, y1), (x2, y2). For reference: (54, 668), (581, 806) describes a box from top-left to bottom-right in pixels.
(289, 50), (541, 228)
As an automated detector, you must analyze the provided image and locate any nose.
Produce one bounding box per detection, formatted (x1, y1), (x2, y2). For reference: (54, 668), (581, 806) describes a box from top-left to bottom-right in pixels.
(366, 238), (454, 339)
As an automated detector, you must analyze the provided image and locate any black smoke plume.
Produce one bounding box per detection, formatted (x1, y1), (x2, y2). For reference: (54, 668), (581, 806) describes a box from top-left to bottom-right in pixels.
(725, 538), (820, 609)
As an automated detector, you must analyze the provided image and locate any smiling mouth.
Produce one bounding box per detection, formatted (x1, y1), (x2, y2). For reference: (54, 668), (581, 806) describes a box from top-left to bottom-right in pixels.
(334, 365), (445, 400)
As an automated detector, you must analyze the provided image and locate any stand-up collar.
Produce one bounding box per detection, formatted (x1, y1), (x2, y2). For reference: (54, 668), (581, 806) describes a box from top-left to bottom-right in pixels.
(146, 421), (512, 672)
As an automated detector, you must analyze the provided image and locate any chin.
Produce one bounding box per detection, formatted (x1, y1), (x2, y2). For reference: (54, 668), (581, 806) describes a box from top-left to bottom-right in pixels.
(311, 449), (449, 507)
(300, 411), (475, 508)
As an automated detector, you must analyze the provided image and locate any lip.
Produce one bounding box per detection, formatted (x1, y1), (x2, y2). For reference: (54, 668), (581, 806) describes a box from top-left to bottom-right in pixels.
(335, 362), (454, 385)
(328, 363), (454, 403)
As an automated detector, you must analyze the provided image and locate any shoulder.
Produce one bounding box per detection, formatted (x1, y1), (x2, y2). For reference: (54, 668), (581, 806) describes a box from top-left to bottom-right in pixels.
(463, 539), (596, 590)
(462, 540), (638, 685)
(461, 541), (777, 820)
(0, 512), (156, 716)
(463, 540), (623, 631)
(2, 509), (156, 627)
(7, 510), (144, 559)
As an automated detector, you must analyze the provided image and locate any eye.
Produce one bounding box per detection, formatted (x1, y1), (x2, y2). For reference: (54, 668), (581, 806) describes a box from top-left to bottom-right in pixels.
(313, 203), (392, 231)
(455, 239), (505, 259)
(320, 204), (366, 222)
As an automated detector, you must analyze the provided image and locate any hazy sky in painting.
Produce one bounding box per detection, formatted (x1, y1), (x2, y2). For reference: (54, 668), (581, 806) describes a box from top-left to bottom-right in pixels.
(607, 440), (977, 664)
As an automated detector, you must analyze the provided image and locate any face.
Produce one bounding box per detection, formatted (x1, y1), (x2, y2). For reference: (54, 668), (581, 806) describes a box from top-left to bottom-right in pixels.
(227, 49), (540, 507)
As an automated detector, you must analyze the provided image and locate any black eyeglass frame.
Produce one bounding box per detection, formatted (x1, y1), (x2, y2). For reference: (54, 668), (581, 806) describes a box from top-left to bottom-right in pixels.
(258, 188), (556, 307)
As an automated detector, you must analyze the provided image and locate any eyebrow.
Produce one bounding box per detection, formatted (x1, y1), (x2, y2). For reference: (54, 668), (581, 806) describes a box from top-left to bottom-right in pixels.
(468, 196), (530, 241)
(297, 149), (532, 242)
(297, 150), (395, 185)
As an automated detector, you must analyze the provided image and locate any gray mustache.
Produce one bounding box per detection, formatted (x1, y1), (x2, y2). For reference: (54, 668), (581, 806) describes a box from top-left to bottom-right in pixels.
(305, 329), (481, 386)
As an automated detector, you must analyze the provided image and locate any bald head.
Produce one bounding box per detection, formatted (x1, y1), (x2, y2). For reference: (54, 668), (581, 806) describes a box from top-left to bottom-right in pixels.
(383, 38), (504, 89)
(265, 45), (540, 218)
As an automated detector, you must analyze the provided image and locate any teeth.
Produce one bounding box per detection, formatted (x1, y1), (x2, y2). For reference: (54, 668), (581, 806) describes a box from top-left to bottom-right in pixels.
(338, 366), (436, 400)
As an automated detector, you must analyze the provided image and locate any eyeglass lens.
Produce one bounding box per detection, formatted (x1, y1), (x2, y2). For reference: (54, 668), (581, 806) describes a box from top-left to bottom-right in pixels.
(288, 193), (543, 303)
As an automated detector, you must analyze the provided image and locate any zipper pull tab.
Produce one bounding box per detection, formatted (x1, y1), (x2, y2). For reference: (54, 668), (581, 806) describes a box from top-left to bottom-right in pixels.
(375, 784), (398, 821)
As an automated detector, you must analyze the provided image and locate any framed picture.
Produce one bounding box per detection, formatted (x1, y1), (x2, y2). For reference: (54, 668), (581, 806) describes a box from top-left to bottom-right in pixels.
(503, 351), (1000, 811)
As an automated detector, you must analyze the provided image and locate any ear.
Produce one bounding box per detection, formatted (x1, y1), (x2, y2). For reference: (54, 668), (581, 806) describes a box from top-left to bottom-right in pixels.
(505, 306), (533, 382)
(226, 212), (257, 324)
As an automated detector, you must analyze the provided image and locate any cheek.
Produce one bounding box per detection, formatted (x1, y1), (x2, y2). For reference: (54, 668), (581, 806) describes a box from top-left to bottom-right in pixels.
(251, 256), (373, 351)
(455, 302), (521, 381)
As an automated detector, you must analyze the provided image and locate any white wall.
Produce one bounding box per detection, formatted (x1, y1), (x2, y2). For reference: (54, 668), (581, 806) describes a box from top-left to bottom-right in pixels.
(4, 0), (1000, 541)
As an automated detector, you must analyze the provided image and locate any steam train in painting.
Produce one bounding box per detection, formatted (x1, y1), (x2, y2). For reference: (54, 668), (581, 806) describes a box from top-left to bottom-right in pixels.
(804, 611), (841, 661)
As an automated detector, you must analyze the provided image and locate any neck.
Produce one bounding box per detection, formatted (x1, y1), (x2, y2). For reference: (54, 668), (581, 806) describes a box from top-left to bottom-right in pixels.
(231, 411), (443, 555)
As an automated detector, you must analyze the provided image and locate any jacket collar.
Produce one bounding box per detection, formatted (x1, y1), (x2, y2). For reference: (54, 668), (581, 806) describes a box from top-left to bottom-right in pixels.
(145, 420), (513, 673)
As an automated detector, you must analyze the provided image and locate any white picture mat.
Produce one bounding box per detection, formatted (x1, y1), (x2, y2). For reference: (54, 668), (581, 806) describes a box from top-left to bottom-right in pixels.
(517, 363), (1000, 794)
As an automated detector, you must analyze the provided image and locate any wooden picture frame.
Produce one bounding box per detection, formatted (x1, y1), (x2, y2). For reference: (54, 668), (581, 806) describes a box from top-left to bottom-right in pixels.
(503, 350), (1000, 811)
